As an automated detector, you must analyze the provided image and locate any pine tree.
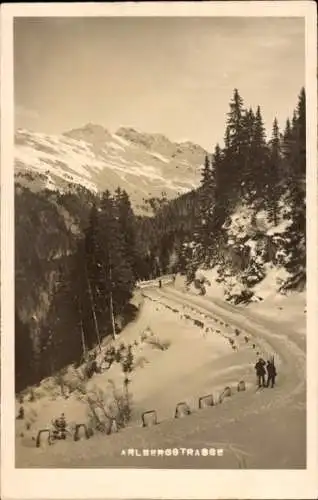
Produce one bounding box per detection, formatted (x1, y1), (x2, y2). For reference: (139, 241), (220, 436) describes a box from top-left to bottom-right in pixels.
(282, 118), (292, 156)
(99, 190), (135, 321)
(282, 180), (306, 290)
(280, 88), (306, 290)
(281, 89), (306, 185)
(241, 107), (255, 199)
(251, 105), (269, 199)
(84, 204), (104, 348)
(115, 188), (139, 281)
(197, 154), (213, 225)
(281, 118), (293, 180)
(38, 257), (90, 379)
(71, 239), (97, 359)
(223, 89), (246, 201)
(295, 87), (306, 177)
(224, 126), (231, 149)
(201, 154), (212, 187)
(226, 88), (245, 152)
(194, 149), (219, 265)
(267, 118), (281, 225)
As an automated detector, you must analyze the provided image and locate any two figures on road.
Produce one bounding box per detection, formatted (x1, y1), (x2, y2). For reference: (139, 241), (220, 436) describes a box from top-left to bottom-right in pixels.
(255, 357), (277, 388)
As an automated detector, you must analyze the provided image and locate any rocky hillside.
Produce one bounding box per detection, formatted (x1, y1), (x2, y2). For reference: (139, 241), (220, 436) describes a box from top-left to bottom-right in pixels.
(15, 124), (206, 213)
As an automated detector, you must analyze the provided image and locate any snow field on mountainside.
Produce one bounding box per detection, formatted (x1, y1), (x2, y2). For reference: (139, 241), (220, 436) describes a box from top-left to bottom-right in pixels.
(15, 127), (203, 210)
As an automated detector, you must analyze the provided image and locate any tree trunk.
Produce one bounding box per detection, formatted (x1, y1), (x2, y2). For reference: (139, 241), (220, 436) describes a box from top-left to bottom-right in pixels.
(78, 303), (87, 360)
(101, 257), (116, 341)
(108, 261), (117, 341)
(85, 264), (102, 352)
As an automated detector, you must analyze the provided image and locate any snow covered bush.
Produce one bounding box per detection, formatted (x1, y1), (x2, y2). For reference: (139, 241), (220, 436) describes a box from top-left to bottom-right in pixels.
(146, 336), (171, 351)
(80, 379), (133, 434)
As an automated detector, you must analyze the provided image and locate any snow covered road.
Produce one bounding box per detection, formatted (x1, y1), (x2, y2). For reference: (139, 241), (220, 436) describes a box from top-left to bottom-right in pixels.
(158, 286), (306, 404)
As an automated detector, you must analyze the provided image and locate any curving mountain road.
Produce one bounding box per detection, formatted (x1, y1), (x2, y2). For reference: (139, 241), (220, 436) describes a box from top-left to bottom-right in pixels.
(157, 286), (306, 405)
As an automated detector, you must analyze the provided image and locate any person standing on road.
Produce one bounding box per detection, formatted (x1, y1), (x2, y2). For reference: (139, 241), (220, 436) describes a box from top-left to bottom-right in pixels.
(255, 358), (266, 388)
(266, 359), (277, 388)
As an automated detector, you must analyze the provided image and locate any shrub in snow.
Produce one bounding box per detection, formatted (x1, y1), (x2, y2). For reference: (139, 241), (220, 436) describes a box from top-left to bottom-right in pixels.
(84, 347), (135, 432)
(133, 355), (149, 369)
(16, 406), (25, 420)
(61, 366), (85, 394)
(193, 278), (206, 295)
(224, 204), (255, 241)
(241, 259), (265, 287)
(141, 327), (154, 342)
(40, 376), (58, 393)
(104, 346), (116, 368)
(82, 358), (100, 380)
(106, 380), (133, 429)
(51, 413), (68, 441)
(146, 336), (171, 351)
(53, 367), (69, 398)
(121, 345), (134, 375)
(226, 287), (254, 305)
(280, 270), (306, 293)
(33, 386), (49, 400)
(86, 401), (111, 434)
(83, 382), (131, 434)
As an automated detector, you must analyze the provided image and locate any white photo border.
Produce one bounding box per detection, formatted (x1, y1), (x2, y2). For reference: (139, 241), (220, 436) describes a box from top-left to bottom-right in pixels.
(1, 2), (317, 499)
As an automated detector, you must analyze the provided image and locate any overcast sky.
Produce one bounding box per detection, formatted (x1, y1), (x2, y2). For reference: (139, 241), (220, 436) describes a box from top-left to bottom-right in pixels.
(14, 16), (305, 149)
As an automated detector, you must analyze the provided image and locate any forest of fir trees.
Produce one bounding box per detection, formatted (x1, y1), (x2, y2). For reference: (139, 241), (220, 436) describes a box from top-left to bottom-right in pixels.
(16, 188), (144, 391)
(15, 87), (306, 393)
(184, 87), (306, 283)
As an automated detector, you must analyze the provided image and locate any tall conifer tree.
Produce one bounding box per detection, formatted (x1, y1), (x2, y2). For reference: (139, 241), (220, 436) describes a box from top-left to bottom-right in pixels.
(267, 117), (281, 225)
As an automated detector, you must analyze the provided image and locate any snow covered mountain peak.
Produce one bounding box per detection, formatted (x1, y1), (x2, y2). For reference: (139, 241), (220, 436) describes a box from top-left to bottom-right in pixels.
(15, 125), (207, 213)
(116, 127), (172, 150)
(63, 123), (112, 143)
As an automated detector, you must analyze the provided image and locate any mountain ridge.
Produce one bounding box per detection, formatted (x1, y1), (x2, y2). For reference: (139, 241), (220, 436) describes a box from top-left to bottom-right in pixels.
(15, 124), (207, 213)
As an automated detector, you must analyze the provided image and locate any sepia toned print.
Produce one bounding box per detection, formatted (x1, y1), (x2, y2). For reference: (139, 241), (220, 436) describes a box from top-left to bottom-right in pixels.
(13, 15), (306, 469)
(1, 2), (317, 500)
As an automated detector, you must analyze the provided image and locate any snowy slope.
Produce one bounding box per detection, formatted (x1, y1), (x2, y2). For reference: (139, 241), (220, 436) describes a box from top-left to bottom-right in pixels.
(15, 124), (206, 211)
(16, 282), (306, 469)
(183, 194), (305, 303)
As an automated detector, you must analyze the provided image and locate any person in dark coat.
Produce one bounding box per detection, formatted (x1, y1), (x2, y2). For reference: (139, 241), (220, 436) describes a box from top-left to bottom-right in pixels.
(266, 359), (277, 388)
(255, 358), (266, 387)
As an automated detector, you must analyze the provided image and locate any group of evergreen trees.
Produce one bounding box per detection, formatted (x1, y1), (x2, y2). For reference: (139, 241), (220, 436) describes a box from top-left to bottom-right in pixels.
(38, 188), (141, 380)
(192, 87), (306, 277)
(15, 187), (143, 389)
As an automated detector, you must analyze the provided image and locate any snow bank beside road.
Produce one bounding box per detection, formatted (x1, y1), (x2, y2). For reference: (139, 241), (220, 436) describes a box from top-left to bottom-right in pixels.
(175, 268), (306, 338)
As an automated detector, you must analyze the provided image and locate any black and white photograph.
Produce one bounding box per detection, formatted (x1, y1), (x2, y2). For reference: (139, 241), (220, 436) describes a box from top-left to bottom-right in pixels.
(1, 2), (317, 499)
